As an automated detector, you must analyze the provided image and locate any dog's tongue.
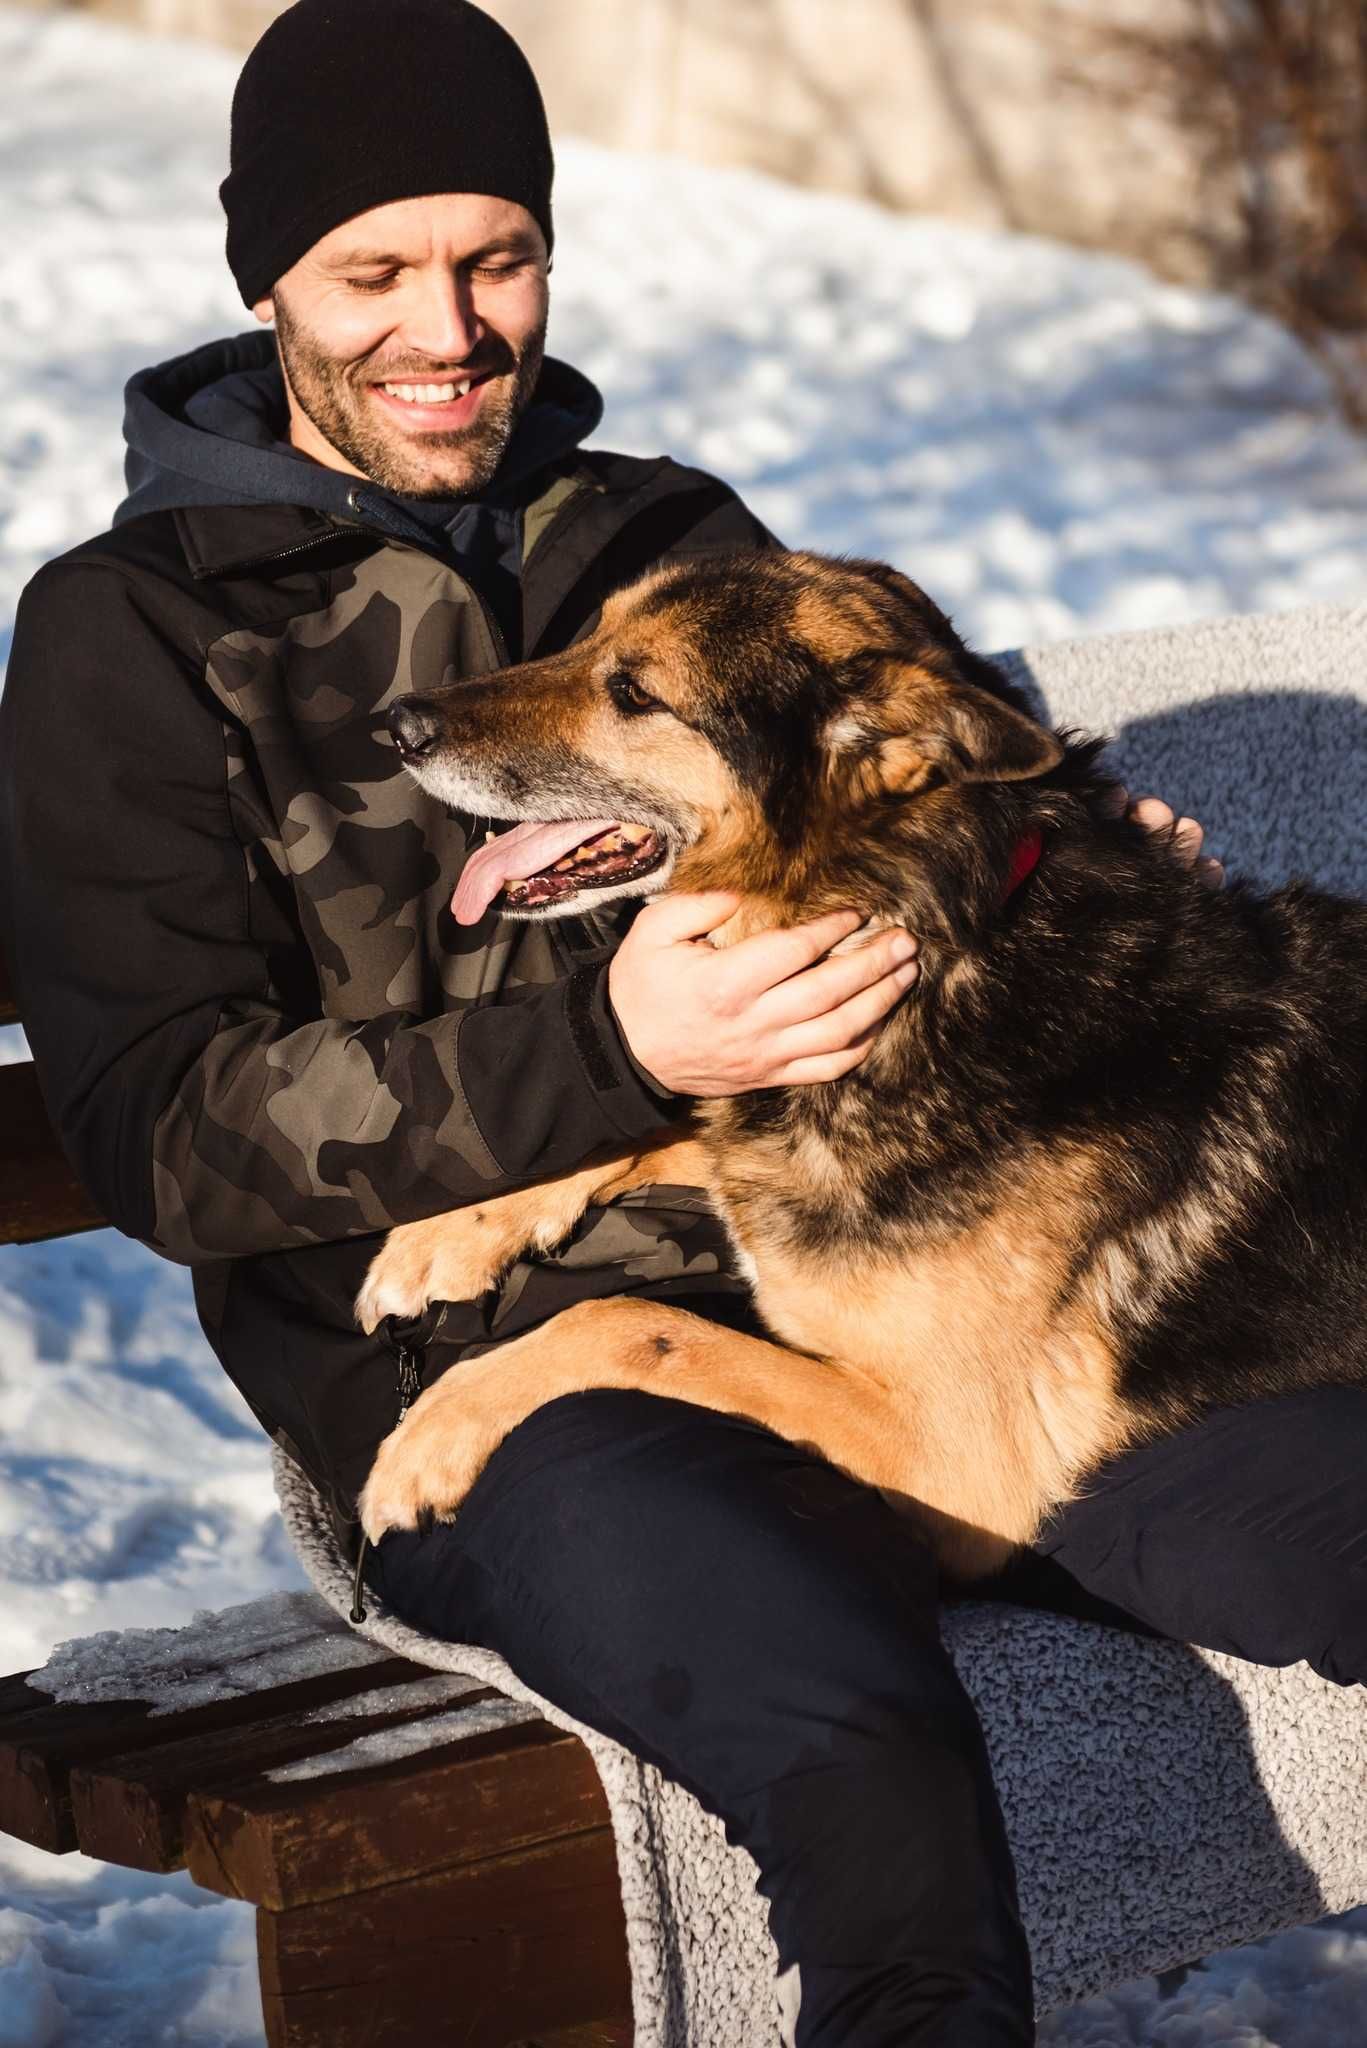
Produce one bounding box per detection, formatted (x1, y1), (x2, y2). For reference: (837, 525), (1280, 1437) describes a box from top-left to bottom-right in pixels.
(452, 819), (619, 925)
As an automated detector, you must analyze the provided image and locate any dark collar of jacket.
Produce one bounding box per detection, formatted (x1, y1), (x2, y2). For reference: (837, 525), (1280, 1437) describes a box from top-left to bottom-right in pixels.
(170, 451), (767, 662)
(118, 331), (607, 660)
(121, 329), (767, 658)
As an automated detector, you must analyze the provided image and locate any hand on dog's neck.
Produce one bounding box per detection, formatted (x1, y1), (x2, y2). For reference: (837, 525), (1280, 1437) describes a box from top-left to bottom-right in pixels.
(703, 897), (809, 949)
(698, 828), (1044, 953)
(692, 890), (888, 952)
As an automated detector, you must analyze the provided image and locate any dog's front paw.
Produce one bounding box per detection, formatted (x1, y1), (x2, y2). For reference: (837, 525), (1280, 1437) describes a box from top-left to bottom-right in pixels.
(357, 1379), (492, 1543)
(355, 1212), (508, 1334)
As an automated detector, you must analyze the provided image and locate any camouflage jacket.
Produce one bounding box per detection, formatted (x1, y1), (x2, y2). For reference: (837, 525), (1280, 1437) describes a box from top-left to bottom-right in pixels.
(0, 439), (770, 1537)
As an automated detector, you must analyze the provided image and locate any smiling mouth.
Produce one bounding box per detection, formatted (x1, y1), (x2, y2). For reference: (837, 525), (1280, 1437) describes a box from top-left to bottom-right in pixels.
(453, 819), (669, 924)
(376, 375), (476, 403)
(368, 371), (495, 422)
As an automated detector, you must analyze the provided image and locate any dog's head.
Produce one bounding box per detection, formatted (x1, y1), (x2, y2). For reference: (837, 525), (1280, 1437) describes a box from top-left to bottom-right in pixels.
(388, 550), (1063, 926)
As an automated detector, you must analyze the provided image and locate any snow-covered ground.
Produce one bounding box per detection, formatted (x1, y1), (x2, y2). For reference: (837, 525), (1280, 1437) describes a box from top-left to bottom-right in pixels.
(0, 6), (1364, 2041)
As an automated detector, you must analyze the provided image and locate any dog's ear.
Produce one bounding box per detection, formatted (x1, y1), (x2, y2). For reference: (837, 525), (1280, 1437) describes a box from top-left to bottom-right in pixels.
(862, 670), (1063, 792)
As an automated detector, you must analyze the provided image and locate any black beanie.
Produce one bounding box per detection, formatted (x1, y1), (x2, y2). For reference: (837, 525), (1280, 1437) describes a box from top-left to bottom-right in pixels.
(220, 0), (554, 308)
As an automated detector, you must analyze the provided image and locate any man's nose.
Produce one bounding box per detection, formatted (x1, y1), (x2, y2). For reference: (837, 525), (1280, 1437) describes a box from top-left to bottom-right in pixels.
(403, 271), (483, 363)
(387, 696), (442, 761)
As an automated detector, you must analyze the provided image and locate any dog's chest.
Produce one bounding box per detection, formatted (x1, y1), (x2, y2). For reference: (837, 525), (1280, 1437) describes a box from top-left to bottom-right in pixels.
(708, 1122), (1114, 1394)
(741, 1222), (1052, 1380)
(706, 1112), (923, 1291)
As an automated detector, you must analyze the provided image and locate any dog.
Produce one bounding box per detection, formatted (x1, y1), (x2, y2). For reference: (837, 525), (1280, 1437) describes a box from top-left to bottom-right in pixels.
(354, 549), (1367, 1579)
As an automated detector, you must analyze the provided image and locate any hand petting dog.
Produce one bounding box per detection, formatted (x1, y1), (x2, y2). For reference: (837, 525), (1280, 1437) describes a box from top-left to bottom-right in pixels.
(608, 896), (920, 1096)
(608, 787), (1223, 1098)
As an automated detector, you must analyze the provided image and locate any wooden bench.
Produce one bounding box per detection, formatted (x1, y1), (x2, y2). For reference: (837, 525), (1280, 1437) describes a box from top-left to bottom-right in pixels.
(0, 950), (634, 2048)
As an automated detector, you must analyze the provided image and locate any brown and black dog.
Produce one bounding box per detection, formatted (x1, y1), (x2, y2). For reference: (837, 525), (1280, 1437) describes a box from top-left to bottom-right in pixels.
(355, 550), (1367, 1579)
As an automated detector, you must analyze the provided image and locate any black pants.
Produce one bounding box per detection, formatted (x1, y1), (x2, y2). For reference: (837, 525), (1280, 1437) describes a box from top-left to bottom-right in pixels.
(364, 1375), (1367, 2047)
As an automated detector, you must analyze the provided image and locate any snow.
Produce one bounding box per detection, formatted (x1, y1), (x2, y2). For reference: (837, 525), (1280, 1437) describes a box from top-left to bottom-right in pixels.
(0, 1228), (307, 1679)
(291, 1670), (488, 1725)
(265, 1697), (539, 1785)
(0, 1854), (265, 2048)
(0, 3), (1364, 2041)
(30, 1591), (386, 1713)
(1042, 1924), (1367, 2046)
(27, 1589), (532, 1782)
(7, 9), (1367, 657)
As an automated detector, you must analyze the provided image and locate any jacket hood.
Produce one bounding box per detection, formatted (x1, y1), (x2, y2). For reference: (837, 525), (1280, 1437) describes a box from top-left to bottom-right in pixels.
(116, 329), (604, 528)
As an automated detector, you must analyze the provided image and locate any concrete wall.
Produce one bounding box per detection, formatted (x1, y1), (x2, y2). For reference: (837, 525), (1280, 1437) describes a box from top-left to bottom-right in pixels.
(20, 0), (1228, 286)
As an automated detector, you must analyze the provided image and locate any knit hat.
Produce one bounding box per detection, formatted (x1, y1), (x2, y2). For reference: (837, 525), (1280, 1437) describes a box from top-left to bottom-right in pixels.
(220, 0), (554, 308)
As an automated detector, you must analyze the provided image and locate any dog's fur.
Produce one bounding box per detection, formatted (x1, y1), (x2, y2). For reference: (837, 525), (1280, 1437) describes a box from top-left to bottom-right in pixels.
(356, 551), (1367, 1577)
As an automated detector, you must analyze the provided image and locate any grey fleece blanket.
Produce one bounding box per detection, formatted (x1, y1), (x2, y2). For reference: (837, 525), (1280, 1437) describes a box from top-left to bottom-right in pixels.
(279, 601), (1367, 2040)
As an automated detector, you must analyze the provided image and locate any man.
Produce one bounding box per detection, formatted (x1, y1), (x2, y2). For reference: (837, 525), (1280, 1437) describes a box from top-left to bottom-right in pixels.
(0, 4), (1361, 2043)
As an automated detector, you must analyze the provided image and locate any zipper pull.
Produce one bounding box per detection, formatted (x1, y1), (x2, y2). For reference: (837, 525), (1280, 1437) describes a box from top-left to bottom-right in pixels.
(396, 1344), (423, 1417)
(352, 1329), (428, 1626)
(350, 1536), (371, 1626)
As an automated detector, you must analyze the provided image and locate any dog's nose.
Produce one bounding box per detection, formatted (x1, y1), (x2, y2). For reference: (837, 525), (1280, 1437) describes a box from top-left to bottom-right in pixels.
(387, 697), (441, 761)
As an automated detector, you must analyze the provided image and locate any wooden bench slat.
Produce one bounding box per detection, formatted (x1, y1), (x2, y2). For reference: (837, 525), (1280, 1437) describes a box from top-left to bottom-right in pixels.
(0, 1672), (46, 1715)
(0, 1063), (106, 1244)
(255, 1827), (631, 2048)
(185, 1715), (610, 1910)
(514, 2029), (632, 2048)
(0, 1654), (424, 1857)
(70, 1674), (503, 1873)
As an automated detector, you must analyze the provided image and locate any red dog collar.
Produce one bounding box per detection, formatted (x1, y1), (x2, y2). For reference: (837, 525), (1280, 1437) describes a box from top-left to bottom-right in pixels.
(1000, 826), (1044, 906)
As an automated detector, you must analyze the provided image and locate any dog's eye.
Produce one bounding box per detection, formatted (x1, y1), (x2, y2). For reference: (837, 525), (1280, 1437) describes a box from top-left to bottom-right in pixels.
(607, 670), (663, 717)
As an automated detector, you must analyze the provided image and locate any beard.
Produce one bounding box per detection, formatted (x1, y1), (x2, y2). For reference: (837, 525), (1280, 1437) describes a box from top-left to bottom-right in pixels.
(272, 292), (546, 499)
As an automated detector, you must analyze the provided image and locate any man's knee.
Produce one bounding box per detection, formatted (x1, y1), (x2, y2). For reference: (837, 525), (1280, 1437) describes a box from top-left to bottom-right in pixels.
(464, 1387), (938, 1626)
(375, 1385), (957, 1725)
(1034, 1387), (1367, 1684)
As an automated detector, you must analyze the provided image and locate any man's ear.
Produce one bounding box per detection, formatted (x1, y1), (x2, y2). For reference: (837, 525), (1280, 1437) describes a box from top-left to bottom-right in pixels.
(876, 680), (1064, 791)
(252, 295), (275, 325)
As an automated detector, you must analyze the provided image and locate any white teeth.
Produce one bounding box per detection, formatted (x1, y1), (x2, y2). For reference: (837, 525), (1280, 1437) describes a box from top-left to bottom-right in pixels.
(382, 380), (471, 404)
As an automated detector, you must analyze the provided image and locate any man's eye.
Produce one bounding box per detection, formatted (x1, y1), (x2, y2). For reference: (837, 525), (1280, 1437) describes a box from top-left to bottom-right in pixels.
(472, 262), (525, 281)
(346, 274), (398, 294)
(607, 671), (663, 717)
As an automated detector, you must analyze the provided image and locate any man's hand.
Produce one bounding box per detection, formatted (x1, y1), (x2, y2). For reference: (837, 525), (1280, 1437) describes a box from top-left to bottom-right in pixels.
(608, 894), (919, 1096)
(1108, 786), (1226, 890)
(609, 789), (1222, 1098)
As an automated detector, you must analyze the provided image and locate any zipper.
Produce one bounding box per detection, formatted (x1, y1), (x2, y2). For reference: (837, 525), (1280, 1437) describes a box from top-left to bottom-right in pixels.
(191, 519), (365, 580)
(195, 480), (599, 655)
(342, 486), (515, 668)
(465, 575), (510, 670)
(350, 1305), (446, 1624)
(394, 1339), (423, 1417)
(226, 510), (513, 668)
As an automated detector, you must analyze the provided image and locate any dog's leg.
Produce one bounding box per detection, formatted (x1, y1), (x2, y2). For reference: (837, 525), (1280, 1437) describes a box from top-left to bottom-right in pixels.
(362, 1293), (913, 1545)
(355, 1134), (713, 1332)
(358, 1290), (1113, 1581)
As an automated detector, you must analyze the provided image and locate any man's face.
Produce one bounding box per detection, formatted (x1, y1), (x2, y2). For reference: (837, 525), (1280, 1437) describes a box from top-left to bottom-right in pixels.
(255, 192), (550, 498)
